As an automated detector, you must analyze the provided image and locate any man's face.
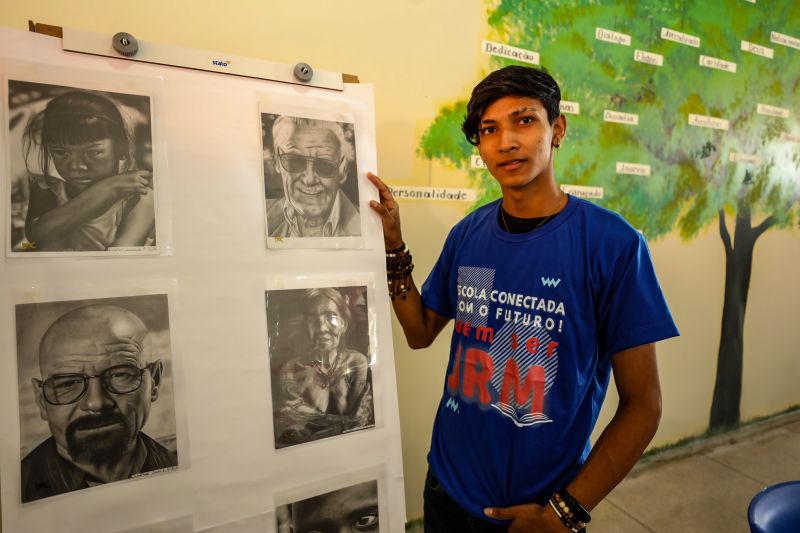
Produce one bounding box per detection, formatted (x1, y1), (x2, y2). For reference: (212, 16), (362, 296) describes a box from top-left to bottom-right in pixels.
(49, 139), (119, 192)
(305, 298), (346, 355)
(476, 96), (565, 193)
(292, 481), (379, 533)
(276, 126), (345, 219)
(32, 307), (159, 466)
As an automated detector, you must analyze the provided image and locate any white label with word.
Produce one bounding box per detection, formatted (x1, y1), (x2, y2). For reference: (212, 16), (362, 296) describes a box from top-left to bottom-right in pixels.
(481, 40), (539, 65)
(470, 155), (487, 169)
(616, 162), (651, 176)
(770, 31), (800, 50)
(688, 113), (730, 131)
(661, 27), (701, 48)
(699, 55), (737, 73)
(560, 184), (603, 199)
(559, 101), (580, 114)
(729, 152), (762, 164)
(595, 27), (631, 46)
(741, 40), (774, 58)
(634, 49), (664, 66)
(603, 110), (639, 125)
(389, 186), (477, 202)
(757, 103), (790, 118)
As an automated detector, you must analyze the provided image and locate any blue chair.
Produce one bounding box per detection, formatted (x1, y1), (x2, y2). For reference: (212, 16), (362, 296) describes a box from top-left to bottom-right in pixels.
(748, 480), (800, 533)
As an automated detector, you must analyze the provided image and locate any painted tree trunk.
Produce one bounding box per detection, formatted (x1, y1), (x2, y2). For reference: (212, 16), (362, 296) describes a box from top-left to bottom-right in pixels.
(709, 205), (773, 429)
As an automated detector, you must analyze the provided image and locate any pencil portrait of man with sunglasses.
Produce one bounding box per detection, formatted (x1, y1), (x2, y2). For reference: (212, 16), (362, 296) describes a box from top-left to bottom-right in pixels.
(18, 298), (178, 502)
(264, 115), (361, 239)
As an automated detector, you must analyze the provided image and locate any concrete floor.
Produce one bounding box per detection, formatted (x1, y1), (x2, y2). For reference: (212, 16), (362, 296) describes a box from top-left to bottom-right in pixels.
(407, 411), (800, 532)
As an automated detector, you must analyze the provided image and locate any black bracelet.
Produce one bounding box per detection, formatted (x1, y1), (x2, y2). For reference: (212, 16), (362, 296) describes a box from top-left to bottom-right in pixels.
(548, 493), (586, 532)
(385, 243), (414, 300)
(560, 488), (591, 524)
(385, 242), (406, 255)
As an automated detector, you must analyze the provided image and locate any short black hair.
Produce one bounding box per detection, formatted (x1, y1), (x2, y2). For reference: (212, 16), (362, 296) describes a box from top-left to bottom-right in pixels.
(462, 65), (561, 146)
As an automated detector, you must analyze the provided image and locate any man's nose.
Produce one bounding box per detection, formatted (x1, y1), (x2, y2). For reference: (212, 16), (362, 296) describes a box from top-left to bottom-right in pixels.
(498, 128), (519, 153)
(298, 160), (319, 184)
(79, 377), (114, 412)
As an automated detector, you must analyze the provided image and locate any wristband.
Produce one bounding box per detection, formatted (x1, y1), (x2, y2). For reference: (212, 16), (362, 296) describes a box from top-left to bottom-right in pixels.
(549, 492), (587, 532)
(560, 488), (591, 524)
(386, 242), (413, 300)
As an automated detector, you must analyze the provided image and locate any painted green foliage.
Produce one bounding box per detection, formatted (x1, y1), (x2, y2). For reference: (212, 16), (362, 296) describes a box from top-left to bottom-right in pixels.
(419, 0), (800, 429)
(420, 0), (800, 237)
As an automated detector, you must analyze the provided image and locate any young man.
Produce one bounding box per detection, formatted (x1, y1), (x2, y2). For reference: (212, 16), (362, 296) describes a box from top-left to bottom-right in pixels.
(368, 66), (678, 532)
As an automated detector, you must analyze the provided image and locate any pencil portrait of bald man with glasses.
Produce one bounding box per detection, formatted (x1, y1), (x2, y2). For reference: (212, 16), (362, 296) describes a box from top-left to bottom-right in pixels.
(15, 295), (178, 502)
(263, 114), (361, 239)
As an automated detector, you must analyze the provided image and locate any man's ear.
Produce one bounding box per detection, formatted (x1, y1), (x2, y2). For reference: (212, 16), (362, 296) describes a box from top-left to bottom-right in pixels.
(149, 360), (163, 401)
(31, 378), (49, 421)
(553, 114), (567, 147)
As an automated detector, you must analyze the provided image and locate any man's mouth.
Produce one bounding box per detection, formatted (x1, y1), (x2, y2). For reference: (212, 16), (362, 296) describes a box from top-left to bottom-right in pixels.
(71, 415), (125, 432)
(297, 186), (325, 195)
(497, 158), (526, 170)
(74, 421), (123, 437)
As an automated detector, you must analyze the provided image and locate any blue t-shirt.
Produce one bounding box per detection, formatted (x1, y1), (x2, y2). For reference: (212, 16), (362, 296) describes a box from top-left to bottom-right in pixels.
(421, 196), (679, 520)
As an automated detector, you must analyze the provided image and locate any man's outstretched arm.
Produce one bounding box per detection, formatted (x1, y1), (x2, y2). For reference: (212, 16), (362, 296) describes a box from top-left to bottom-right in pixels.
(368, 172), (450, 349)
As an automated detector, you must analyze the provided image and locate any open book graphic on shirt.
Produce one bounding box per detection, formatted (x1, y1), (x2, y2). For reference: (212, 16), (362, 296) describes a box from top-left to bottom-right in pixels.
(491, 402), (552, 427)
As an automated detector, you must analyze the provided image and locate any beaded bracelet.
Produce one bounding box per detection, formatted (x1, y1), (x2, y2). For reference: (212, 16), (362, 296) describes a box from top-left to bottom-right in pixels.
(549, 492), (587, 532)
(386, 243), (414, 300)
(561, 488), (591, 524)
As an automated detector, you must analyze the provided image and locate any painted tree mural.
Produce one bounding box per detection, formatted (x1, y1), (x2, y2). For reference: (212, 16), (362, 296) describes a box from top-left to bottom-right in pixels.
(419, 0), (800, 430)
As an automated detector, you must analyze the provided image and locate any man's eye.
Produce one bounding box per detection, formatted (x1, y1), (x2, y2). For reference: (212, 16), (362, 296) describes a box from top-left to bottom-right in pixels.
(51, 150), (69, 158)
(479, 127), (495, 135)
(353, 513), (378, 531)
(87, 150), (104, 158)
(519, 116), (534, 124)
(108, 369), (137, 379)
(52, 378), (83, 390)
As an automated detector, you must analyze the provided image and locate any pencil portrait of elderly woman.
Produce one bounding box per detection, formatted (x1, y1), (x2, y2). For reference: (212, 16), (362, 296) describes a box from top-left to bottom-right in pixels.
(266, 286), (374, 448)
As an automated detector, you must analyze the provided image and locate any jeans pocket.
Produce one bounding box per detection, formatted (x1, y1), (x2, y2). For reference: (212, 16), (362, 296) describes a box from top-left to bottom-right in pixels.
(425, 469), (445, 494)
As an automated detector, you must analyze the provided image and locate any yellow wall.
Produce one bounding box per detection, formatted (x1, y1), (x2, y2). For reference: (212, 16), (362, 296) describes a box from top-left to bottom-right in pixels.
(3, 0), (799, 523)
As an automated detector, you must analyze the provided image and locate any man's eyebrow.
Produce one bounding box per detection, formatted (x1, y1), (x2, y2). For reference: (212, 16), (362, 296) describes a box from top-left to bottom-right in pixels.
(48, 353), (140, 371)
(480, 107), (541, 124)
(509, 106), (540, 116)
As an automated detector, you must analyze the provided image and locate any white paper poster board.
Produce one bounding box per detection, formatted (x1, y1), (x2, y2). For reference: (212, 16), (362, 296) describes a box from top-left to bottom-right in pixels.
(0, 27), (405, 533)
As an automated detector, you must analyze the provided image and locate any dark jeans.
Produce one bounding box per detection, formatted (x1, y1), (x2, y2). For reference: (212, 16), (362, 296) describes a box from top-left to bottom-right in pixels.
(423, 469), (587, 533)
(423, 469), (509, 533)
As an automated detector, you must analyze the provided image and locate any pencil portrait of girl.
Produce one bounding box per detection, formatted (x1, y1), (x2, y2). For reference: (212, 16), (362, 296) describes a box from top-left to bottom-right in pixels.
(7, 80), (156, 254)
